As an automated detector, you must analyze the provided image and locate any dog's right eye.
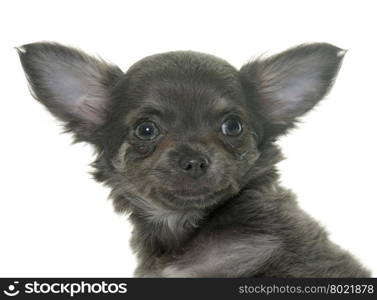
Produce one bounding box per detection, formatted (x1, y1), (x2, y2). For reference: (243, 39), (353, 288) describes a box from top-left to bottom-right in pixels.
(135, 121), (160, 140)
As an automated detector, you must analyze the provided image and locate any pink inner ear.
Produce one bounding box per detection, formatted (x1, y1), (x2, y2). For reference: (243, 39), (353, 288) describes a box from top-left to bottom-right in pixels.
(42, 57), (109, 126)
(76, 95), (108, 125)
(267, 73), (321, 119)
(259, 54), (333, 122)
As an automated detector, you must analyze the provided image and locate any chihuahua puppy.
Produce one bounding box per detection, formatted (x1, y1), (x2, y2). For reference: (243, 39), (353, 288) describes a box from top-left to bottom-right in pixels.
(18, 42), (370, 277)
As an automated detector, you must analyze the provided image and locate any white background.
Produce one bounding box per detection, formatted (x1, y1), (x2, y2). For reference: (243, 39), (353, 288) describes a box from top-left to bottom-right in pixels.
(1, 0), (376, 277)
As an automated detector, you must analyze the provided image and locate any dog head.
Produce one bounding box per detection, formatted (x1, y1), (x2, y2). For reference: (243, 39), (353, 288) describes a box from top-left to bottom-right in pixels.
(18, 42), (345, 213)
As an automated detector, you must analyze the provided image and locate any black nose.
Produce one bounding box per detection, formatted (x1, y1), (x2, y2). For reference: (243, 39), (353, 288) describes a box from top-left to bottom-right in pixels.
(179, 156), (210, 178)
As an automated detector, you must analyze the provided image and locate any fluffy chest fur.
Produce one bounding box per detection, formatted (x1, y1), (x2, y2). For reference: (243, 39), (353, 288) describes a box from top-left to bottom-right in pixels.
(131, 184), (370, 277)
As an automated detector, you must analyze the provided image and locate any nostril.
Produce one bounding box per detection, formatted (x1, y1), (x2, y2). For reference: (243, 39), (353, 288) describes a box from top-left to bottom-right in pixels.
(179, 156), (210, 178)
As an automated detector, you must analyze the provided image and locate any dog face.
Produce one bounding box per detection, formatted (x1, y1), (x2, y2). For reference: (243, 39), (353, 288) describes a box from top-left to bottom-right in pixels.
(18, 43), (344, 213)
(104, 52), (262, 211)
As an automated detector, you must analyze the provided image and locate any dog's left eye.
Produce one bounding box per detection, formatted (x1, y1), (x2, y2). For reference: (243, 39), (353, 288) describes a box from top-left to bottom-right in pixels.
(221, 118), (243, 136)
(135, 121), (160, 140)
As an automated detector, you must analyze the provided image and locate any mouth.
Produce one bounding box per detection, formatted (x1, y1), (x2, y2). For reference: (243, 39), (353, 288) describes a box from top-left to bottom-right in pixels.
(157, 184), (233, 209)
(170, 182), (212, 197)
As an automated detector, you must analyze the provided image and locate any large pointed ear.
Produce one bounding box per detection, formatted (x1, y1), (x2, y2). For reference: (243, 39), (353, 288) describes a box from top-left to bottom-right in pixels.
(17, 42), (123, 143)
(240, 43), (346, 137)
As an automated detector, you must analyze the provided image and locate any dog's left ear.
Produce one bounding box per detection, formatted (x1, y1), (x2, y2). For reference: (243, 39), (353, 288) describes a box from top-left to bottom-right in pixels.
(240, 43), (346, 137)
(17, 42), (123, 143)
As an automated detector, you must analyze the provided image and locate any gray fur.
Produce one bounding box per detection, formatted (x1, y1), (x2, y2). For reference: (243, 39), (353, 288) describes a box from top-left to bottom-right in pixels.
(160, 234), (281, 278)
(18, 42), (370, 277)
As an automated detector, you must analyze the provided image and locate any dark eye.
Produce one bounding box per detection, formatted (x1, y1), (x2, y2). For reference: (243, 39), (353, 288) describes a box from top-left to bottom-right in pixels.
(221, 118), (243, 136)
(135, 121), (160, 140)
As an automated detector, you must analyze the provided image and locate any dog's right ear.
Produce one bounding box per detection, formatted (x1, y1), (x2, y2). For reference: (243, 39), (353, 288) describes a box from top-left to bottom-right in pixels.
(17, 42), (123, 143)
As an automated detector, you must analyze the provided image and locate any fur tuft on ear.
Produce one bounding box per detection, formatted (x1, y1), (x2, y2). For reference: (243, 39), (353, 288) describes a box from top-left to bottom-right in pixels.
(240, 43), (346, 137)
(17, 42), (123, 142)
